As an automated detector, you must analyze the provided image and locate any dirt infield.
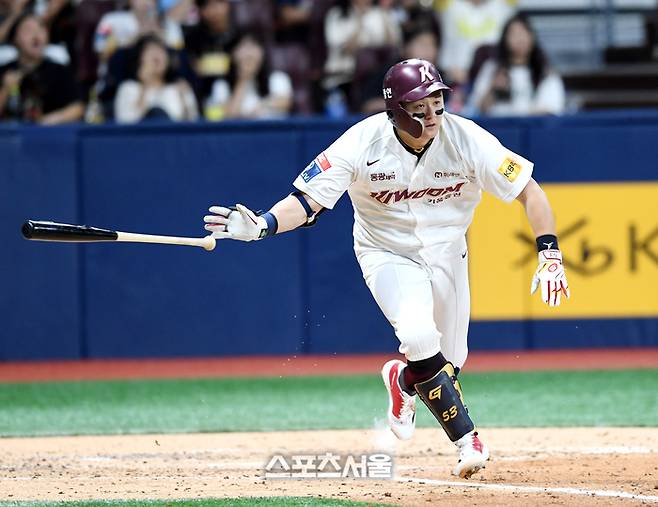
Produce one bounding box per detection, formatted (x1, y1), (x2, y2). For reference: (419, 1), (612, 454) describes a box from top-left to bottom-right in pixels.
(1, 428), (656, 506)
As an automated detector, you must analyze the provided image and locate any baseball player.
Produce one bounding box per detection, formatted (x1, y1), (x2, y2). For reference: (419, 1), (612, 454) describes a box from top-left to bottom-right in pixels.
(203, 59), (570, 479)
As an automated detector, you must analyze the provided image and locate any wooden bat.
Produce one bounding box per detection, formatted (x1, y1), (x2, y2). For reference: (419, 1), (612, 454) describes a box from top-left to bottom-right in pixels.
(21, 220), (216, 251)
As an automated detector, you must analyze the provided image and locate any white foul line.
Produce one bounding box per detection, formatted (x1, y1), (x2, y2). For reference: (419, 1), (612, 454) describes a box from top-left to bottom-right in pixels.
(395, 476), (658, 503)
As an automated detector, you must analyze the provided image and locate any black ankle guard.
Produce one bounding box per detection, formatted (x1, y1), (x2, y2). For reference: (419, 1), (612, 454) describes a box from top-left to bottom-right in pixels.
(414, 363), (474, 442)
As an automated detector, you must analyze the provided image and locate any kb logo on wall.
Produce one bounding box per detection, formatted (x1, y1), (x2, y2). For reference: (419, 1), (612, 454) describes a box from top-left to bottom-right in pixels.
(513, 218), (658, 275)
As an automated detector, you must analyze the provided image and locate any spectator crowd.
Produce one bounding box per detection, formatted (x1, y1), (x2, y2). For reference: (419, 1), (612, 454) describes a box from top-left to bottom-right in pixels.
(0, 0), (568, 125)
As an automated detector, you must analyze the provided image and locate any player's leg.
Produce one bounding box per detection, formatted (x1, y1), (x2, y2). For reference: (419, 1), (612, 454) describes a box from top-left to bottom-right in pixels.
(426, 246), (489, 478)
(359, 251), (441, 440)
(432, 250), (470, 370)
(360, 252), (443, 360)
(360, 250), (487, 479)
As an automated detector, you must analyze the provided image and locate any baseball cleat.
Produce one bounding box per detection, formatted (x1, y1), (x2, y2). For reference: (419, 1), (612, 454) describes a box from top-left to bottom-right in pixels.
(381, 359), (416, 440)
(453, 431), (489, 479)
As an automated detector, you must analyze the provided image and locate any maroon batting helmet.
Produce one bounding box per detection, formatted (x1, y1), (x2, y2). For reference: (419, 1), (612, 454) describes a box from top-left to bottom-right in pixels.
(383, 59), (450, 138)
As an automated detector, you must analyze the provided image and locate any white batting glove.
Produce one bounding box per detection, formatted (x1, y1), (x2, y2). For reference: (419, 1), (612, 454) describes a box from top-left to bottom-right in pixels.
(203, 204), (267, 241)
(530, 249), (570, 307)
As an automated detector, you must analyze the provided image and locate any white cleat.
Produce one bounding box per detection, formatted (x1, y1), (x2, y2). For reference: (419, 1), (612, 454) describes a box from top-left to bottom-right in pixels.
(453, 431), (490, 479)
(381, 359), (416, 440)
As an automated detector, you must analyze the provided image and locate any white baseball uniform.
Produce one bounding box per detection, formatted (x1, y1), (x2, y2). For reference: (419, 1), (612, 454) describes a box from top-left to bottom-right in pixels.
(293, 112), (533, 367)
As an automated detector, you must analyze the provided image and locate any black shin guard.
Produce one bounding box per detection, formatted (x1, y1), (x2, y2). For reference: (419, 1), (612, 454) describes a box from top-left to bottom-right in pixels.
(414, 363), (474, 442)
(401, 352), (448, 395)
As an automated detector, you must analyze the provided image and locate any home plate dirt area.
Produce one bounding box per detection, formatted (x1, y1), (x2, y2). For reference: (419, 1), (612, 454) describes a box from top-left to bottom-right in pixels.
(1, 427), (657, 506)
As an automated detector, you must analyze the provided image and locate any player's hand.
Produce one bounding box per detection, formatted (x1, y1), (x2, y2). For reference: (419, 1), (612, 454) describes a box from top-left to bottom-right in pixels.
(530, 249), (570, 307)
(204, 204), (266, 241)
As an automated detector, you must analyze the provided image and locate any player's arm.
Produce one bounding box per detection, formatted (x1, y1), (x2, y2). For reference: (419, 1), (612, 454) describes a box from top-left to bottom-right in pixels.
(515, 177), (555, 237)
(270, 193), (323, 232)
(203, 192), (323, 241)
(516, 177), (570, 307)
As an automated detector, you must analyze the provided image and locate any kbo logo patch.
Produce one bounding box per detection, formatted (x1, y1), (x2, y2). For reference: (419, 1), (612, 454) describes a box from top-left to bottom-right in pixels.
(301, 152), (332, 182)
(497, 157), (522, 183)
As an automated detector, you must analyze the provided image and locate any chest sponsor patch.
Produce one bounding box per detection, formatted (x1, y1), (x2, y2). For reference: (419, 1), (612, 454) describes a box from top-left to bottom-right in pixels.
(370, 171), (396, 182)
(370, 182), (466, 204)
(434, 171), (461, 179)
(498, 157), (522, 183)
(300, 152), (332, 182)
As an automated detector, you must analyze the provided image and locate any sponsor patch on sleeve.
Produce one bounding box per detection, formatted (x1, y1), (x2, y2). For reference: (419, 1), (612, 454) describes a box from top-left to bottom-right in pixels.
(497, 157), (522, 183)
(301, 161), (322, 182)
(316, 152), (331, 171)
(300, 152), (332, 182)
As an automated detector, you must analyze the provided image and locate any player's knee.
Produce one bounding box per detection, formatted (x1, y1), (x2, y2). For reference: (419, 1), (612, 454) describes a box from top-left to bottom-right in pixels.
(396, 324), (439, 359)
(450, 348), (468, 372)
(402, 351), (448, 391)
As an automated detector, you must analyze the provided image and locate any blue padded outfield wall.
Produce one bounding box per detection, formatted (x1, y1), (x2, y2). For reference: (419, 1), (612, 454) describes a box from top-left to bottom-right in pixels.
(1, 111), (657, 360)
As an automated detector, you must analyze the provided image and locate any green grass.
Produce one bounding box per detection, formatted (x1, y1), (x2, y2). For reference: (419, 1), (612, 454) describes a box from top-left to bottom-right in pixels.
(0, 370), (655, 437)
(0, 499), (397, 507)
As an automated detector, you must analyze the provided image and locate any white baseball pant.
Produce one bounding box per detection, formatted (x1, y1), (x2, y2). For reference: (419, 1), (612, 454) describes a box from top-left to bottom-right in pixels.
(358, 244), (470, 368)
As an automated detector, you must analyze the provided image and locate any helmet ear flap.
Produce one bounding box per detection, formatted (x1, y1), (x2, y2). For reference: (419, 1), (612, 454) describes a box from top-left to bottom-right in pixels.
(387, 106), (423, 138)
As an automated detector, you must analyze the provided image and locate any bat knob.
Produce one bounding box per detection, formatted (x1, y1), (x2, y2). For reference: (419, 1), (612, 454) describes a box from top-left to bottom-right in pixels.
(203, 235), (216, 251)
(21, 221), (35, 239)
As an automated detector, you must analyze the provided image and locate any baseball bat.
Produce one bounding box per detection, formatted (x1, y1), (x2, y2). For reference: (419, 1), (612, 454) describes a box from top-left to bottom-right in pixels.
(21, 220), (216, 251)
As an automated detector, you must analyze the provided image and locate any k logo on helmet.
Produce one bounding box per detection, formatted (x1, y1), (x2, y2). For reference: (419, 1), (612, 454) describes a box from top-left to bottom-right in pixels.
(419, 63), (434, 83)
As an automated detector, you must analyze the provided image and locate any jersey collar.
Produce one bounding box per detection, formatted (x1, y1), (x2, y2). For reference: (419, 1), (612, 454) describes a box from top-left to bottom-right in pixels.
(393, 128), (434, 159)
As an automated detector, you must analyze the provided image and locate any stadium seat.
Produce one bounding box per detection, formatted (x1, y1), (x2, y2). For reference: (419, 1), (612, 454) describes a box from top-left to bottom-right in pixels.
(468, 44), (497, 86)
(270, 43), (313, 114)
(232, 0), (275, 44)
(74, 0), (118, 88)
(349, 46), (398, 111)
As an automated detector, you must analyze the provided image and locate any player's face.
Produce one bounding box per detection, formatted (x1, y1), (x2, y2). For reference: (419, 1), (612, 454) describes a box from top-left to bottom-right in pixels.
(403, 92), (445, 140)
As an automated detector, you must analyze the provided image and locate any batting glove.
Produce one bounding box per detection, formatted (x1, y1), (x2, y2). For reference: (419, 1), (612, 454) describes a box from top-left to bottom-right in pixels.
(204, 204), (266, 241)
(530, 249), (570, 307)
